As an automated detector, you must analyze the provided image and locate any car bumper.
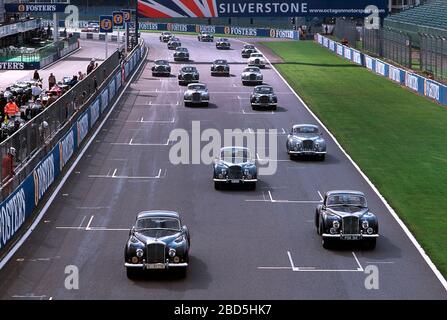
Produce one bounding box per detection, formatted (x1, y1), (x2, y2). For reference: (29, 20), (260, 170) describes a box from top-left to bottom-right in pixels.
(288, 150), (326, 155)
(322, 233), (379, 239)
(184, 99), (209, 104)
(213, 178), (258, 183)
(153, 71), (170, 75)
(212, 70), (230, 74)
(252, 102), (277, 107)
(179, 79), (199, 83)
(125, 262), (188, 269)
(174, 57), (189, 61)
(243, 79), (263, 83)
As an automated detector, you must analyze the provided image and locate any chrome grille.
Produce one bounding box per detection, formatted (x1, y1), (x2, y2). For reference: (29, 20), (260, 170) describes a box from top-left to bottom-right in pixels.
(192, 92), (201, 102)
(342, 216), (360, 234)
(259, 96), (269, 103)
(228, 166), (243, 179)
(216, 66), (224, 71)
(255, 59), (260, 64)
(184, 74), (192, 80)
(146, 242), (165, 263)
(303, 140), (314, 150)
(250, 74), (256, 80)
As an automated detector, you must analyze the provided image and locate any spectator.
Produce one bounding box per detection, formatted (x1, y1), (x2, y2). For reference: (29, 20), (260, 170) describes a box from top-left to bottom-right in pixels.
(31, 84), (42, 100)
(4, 99), (19, 118)
(68, 75), (78, 87)
(47, 25), (52, 38)
(0, 92), (6, 120)
(48, 73), (56, 90)
(33, 69), (41, 81)
(87, 59), (95, 75)
(324, 25), (329, 35)
(2, 147), (16, 182)
(93, 76), (98, 91)
(78, 71), (85, 80)
(63, 28), (67, 38)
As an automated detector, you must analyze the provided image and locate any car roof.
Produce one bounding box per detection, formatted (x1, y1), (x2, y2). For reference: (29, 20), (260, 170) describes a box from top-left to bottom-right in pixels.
(255, 85), (272, 89)
(292, 124), (319, 130)
(137, 210), (180, 219)
(220, 146), (250, 152)
(245, 66), (260, 70)
(188, 83), (206, 87)
(325, 190), (366, 197)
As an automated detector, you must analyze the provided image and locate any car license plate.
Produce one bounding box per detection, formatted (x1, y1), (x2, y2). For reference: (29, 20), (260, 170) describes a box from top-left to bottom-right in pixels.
(341, 235), (360, 241)
(146, 263), (165, 270)
(230, 179), (240, 183)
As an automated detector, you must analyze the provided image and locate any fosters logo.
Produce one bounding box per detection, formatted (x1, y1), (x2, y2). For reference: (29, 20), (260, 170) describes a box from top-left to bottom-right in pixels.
(269, 28), (295, 39)
(33, 154), (55, 206)
(18, 4), (26, 12)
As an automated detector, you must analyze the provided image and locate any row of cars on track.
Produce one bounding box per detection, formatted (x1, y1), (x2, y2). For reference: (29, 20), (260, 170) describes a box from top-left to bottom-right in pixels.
(124, 33), (379, 278)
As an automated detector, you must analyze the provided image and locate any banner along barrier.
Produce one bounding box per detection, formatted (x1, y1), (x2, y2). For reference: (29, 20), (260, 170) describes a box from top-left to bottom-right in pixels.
(315, 34), (447, 106)
(0, 44), (145, 252)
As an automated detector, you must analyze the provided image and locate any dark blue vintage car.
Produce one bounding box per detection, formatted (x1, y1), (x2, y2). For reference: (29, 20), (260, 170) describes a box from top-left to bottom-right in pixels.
(213, 147), (257, 190)
(315, 191), (379, 249)
(124, 210), (190, 278)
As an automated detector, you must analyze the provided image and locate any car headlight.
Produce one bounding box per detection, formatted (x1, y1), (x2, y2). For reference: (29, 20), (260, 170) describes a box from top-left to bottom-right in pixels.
(136, 249), (143, 258)
(175, 235), (185, 243)
(168, 248), (176, 257)
(362, 220), (369, 229)
(333, 220), (340, 229)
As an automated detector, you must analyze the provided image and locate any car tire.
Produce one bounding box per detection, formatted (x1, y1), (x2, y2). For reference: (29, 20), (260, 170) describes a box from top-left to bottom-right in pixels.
(322, 237), (332, 249)
(177, 267), (187, 278)
(318, 218), (324, 236)
(126, 267), (138, 279)
(184, 102), (189, 107)
(204, 102), (209, 107)
(364, 238), (377, 250)
(242, 81), (247, 86)
(247, 182), (256, 191)
(214, 181), (221, 190)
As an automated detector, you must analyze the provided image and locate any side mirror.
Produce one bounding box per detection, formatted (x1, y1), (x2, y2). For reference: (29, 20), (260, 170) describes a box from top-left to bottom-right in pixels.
(151, 66), (154, 71)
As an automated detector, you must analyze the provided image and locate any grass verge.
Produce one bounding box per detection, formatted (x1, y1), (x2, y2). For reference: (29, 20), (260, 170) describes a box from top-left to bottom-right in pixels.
(262, 40), (447, 277)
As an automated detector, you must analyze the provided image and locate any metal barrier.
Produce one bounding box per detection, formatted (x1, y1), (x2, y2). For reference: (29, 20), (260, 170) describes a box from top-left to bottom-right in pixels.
(420, 33), (447, 81)
(0, 48), (121, 199)
(363, 27), (412, 68)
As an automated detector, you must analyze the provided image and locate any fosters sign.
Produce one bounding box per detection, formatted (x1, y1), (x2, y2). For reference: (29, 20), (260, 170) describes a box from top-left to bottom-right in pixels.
(5, 3), (67, 13)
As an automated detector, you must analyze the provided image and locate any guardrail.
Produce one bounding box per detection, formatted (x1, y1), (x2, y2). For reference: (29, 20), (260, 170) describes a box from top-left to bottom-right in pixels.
(316, 33), (447, 106)
(0, 39), (146, 254)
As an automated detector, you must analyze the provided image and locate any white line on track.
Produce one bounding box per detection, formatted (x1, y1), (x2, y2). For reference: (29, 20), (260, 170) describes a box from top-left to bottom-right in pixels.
(111, 138), (171, 146)
(245, 189), (323, 204)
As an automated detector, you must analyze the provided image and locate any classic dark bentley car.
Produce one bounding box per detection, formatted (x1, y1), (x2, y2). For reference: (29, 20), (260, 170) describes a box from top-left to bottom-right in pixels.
(178, 66), (199, 85)
(167, 38), (182, 50)
(241, 66), (263, 86)
(184, 83), (210, 107)
(250, 85), (277, 110)
(124, 210), (190, 278)
(198, 32), (214, 42)
(160, 32), (174, 42)
(174, 47), (190, 61)
(213, 147), (257, 190)
(216, 38), (231, 49)
(151, 60), (171, 77)
(211, 59), (230, 76)
(248, 52), (266, 68)
(286, 124), (327, 160)
(315, 191), (379, 249)
(242, 44), (257, 58)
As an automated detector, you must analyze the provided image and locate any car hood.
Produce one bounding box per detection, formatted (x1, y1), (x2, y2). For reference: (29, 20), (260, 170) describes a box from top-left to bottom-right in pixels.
(134, 230), (181, 244)
(242, 72), (260, 76)
(217, 161), (253, 168)
(249, 57), (264, 61)
(290, 134), (321, 141)
(185, 89), (206, 94)
(326, 206), (369, 218)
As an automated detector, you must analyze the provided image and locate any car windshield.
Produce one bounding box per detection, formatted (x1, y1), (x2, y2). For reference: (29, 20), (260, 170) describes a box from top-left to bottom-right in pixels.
(182, 67), (196, 72)
(163, 32), (172, 36)
(245, 45), (255, 49)
(251, 53), (263, 57)
(188, 84), (206, 90)
(255, 86), (273, 94)
(155, 60), (168, 65)
(220, 38), (229, 42)
(214, 60), (227, 64)
(244, 67), (259, 73)
(220, 148), (252, 163)
(136, 217), (180, 231)
(293, 126), (319, 134)
(326, 194), (367, 207)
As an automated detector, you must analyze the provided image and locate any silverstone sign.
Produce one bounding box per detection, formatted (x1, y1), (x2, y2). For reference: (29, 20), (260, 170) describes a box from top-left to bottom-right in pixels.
(138, 0), (388, 18)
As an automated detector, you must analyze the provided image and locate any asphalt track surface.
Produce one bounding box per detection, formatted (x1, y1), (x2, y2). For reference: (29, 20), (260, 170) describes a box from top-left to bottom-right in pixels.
(0, 33), (446, 300)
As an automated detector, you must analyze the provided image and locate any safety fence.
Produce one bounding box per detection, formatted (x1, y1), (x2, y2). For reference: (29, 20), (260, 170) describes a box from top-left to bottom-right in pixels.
(0, 40), (146, 253)
(420, 33), (447, 81)
(316, 33), (447, 106)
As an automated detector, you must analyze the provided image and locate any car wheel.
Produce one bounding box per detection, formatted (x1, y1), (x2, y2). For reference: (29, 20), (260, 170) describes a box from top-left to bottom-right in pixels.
(251, 104), (256, 110)
(272, 105), (277, 111)
(364, 238), (377, 250)
(126, 267), (138, 279)
(204, 102), (209, 107)
(177, 267), (187, 278)
(214, 181), (221, 190)
(248, 182), (256, 191)
(318, 218), (324, 236)
(319, 154), (326, 161)
(242, 81), (247, 86)
(184, 102), (189, 107)
(289, 154), (297, 161)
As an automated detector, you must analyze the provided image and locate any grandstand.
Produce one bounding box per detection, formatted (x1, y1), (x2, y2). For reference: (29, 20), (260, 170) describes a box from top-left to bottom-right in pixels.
(385, 0), (447, 42)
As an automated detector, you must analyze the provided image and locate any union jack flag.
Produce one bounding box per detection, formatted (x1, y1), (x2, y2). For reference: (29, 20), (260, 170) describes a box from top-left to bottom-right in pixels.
(138, 0), (219, 18)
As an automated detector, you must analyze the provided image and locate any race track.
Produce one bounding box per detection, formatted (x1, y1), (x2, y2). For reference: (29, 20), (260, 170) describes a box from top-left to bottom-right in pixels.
(0, 33), (446, 299)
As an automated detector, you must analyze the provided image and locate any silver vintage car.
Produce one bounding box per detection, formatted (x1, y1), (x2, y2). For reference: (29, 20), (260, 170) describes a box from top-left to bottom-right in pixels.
(174, 47), (190, 61)
(286, 124), (327, 160)
(184, 83), (209, 107)
(241, 67), (263, 86)
(167, 38), (182, 50)
(242, 44), (257, 58)
(248, 52), (266, 68)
